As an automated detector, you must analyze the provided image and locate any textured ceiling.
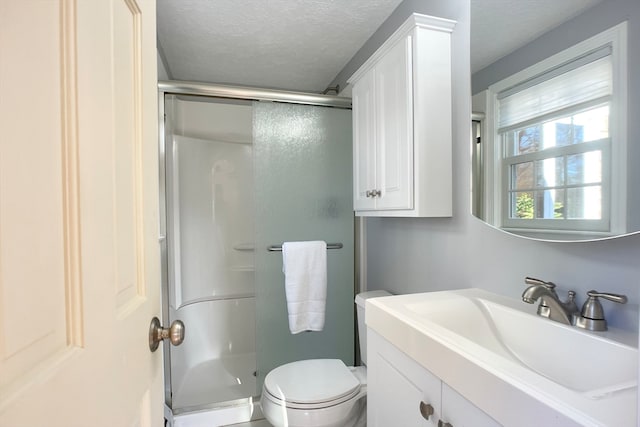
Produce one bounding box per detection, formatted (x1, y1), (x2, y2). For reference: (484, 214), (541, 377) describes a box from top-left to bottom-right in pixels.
(157, 0), (404, 92)
(158, 0), (604, 93)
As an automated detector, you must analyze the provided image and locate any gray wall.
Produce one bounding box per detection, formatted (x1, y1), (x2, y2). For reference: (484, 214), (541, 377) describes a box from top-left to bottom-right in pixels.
(158, 49), (169, 81)
(335, 0), (640, 332)
(157, 43), (172, 80)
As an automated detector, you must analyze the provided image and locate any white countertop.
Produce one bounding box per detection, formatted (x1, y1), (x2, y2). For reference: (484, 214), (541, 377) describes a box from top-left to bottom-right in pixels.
(366, 288), (638, 427)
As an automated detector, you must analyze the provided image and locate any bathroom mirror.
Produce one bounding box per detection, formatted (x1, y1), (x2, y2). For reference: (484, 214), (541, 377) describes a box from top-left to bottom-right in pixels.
(470, 3), (639, 242)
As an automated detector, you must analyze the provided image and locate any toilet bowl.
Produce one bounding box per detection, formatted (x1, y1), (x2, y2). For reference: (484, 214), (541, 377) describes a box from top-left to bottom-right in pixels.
(261, 290), (390, 427)
(261, 359), (366, 427)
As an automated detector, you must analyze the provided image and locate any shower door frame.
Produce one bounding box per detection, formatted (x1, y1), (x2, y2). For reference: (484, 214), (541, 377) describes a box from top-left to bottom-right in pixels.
(157, 81), (351, 416)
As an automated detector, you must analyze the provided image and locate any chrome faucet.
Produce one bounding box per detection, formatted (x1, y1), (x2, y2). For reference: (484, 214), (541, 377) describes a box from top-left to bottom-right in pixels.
(521, 277), (578, 325)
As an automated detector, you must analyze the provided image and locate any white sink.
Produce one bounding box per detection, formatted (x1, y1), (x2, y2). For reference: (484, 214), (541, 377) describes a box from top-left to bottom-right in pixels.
(406, 294), (637, 397)
(366, 288), (638, 426)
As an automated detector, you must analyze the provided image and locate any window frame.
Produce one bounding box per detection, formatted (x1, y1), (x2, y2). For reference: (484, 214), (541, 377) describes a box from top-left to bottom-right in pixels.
(500, 105), (611, 232)
(484, 22), (627, 238)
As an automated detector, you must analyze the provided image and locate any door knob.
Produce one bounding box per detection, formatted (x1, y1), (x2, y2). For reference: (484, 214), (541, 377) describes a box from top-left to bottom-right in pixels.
(149, 317), (185, 352)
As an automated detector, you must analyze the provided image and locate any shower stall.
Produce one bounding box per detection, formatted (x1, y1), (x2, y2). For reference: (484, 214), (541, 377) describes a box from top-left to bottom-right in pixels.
(159, 82), (355, 426)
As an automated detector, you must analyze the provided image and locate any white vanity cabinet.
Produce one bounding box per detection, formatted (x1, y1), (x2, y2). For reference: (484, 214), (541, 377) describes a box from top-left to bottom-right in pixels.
(368, 330), (501, 427)
(349, 13), (455, 217)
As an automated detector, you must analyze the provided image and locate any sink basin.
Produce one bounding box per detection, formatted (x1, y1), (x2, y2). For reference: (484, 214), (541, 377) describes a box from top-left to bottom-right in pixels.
(367, 288), (638, 426)
(405, 293), (637, 398)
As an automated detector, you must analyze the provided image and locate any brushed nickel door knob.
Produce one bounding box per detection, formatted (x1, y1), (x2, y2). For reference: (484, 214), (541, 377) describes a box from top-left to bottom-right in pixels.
(149, 317), (185, 352)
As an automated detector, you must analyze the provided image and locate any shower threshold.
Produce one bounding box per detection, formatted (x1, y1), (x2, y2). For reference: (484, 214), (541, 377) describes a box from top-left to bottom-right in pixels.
(168, 397), (266, 427)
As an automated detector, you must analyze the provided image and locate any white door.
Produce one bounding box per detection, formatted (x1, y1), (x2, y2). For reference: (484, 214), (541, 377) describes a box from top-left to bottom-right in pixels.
(375, 35), (414, 211)
(0, 1), (162, 426)
(369, 354), (429, 426)
(352, 70), (377, 211)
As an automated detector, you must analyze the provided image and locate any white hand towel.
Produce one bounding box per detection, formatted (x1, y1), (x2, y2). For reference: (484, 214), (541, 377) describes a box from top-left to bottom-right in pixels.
(282, 241), (327, 334)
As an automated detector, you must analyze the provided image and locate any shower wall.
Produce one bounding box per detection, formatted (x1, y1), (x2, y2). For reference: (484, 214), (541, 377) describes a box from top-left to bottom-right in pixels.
(165, 96), (257, 412)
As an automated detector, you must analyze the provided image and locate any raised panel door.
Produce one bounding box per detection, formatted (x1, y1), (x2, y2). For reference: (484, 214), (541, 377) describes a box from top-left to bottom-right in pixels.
(0, 1), (161, 425)
(375, 35), (414, 211)
(352, 69), (377, 211)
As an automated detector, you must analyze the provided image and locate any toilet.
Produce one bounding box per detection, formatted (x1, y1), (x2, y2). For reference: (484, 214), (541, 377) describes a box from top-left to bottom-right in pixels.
(261, 290), (391, 427)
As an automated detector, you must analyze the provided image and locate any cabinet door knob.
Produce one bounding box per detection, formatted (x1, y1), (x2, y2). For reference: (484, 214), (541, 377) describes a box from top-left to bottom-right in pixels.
(438, 421), (453, 427)
(419, 401), (434, 420)
(366, 190), (373, 198)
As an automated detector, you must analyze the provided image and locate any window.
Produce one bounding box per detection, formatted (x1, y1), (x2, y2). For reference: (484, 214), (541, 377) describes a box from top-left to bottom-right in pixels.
(487, 24), (627, 236)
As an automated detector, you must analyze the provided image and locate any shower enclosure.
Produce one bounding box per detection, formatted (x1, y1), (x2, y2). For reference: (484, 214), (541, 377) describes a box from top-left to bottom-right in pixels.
(159, 82), (355, 426)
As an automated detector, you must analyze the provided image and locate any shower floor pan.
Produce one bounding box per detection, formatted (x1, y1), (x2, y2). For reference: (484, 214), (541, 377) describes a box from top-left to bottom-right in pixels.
(172, 352), (257, 414)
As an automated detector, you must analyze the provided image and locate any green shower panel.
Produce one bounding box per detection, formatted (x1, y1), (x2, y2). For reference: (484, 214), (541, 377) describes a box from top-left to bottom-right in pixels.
(253, 101), (354, 390)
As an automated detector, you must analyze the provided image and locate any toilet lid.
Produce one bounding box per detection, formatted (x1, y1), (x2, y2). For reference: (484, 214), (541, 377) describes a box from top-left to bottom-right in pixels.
(264, 359), (360, 405)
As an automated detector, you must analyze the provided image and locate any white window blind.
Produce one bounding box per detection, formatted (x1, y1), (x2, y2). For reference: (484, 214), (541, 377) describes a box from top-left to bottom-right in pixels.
(497, 47), (612, 131)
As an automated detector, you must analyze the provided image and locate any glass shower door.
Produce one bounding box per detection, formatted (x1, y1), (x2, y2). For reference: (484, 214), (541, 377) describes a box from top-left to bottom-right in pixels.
(253, 101), (355, 389)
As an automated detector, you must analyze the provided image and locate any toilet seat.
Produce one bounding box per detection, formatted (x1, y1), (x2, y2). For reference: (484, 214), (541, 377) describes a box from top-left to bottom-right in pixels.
(263, 359), (361, 409)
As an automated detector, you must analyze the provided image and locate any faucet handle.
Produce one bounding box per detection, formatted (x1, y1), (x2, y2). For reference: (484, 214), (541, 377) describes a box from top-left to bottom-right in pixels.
(575, 290), (627, 331)
(586, 290), (627, 304)
(524, 277), (556, 290)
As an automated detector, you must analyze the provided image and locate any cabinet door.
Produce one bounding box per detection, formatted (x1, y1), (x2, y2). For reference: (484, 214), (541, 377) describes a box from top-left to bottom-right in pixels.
(441, 383), (502, 427)
(368, 330), (441, 426)
(352, 69), (377, 210)
(375, 35), (414, 210)
(370, 355), (428, 426)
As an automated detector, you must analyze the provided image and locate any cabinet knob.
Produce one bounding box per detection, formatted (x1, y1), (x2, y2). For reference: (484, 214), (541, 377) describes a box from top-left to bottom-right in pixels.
(438, 421), (453, 427)
(366, 189), (381, 198)
(419, 401), (434, 420)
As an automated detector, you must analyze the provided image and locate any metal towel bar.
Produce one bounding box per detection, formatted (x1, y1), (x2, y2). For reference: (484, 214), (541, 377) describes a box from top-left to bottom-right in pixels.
(267, 243), (343, 252)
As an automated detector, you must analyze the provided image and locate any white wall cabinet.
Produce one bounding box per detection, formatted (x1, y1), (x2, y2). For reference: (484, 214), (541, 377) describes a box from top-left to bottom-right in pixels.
(349, 13), (456, 217)
(368, 330), (501, 427)
(352, 34), (413, 212)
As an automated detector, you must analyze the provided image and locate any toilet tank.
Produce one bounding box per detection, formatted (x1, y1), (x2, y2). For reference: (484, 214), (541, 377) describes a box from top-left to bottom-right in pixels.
(355, 290), (391, 365)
